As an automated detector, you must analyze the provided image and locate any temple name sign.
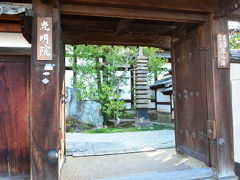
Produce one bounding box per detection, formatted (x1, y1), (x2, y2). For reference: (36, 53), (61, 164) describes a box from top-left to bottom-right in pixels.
(217, 33), (230, 69)
(37, 17), (52, 60)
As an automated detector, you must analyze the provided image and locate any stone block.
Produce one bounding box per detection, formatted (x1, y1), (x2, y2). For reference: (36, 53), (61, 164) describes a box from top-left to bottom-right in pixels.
(135, 70), (147, 74)
(136, 74), (147, 78)
(135, 81), (148, 86)
(135, 86), (149, 90)
(136, 99), (150, 104)
(136, 66), (148, 70)
(136, 104), (149, 108)
(136, 94), (150, 99)
(136, 78), (148, 82)
(136, 90), (150, 95)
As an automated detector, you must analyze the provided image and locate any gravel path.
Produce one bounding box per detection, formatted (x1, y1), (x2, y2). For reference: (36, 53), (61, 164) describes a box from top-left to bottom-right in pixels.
(66, 130), (175, 156)
(61, 149), (208, 180)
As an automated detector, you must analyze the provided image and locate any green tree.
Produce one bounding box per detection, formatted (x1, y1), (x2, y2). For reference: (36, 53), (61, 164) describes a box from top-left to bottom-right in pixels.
(144, 48), (168, 81)
(229, 28), (240, 49)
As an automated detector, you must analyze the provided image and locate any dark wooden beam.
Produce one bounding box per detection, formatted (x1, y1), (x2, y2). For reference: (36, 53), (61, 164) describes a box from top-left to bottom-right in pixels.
(61, 4), (209, 23)
(61, 18), (177, 35)
(116, 18), (134, 35)
(61, 18), (117, 32)
(172, 23), (188, 38)
(41, 0), (52, 4)
(64, 31), (171, 49)
(128, 24), (176, 35)
(0, 47), (31, 56)
(228, 14), (240, 21)
(0, 15), (21, 21)
(217, 0), (240, 18)
(61, 0), (217, 13)
(0, 23), (21, 32)
(21, 15), (32, 43)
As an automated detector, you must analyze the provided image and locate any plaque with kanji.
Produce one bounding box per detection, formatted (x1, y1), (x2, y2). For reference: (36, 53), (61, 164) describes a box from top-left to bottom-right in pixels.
(217, 33), (229, 69)
(37, 17), (52, 60)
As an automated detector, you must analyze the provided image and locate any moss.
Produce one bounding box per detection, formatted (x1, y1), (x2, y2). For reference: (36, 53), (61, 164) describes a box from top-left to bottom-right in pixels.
(82, 124), (174, 133)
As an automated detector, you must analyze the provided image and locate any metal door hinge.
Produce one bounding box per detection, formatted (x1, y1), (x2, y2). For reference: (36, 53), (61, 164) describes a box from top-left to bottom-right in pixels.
(207, 120), (216, 139)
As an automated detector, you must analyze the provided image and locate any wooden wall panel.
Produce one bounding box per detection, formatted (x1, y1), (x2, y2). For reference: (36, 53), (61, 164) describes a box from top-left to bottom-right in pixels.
(0, 58), (30, 177)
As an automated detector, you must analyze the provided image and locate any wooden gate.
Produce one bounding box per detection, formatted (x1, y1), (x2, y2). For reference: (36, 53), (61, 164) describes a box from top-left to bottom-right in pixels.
(0, 55), (30, 178)
(172, 27), (210, 164)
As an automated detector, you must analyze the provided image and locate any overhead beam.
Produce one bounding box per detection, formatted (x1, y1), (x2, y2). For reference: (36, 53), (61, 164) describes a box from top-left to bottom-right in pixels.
(61, 18), (177, 35)
(41, 0), (52, 4)
(0, 15), (21, 21)
(217, 0), (240, 18)
(61, 0), (217, 13)
(0, 23), (21, 32)
(116, 18), (134, 35)
(64, 31), (171, 49)
(61, 18), (116, 32)
(128, 24), (176, 35)
(61, 4), (208, 23)
(228, 14), (240, 21)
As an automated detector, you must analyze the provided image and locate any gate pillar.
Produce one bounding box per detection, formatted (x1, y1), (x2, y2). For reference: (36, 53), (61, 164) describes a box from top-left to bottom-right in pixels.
(203, 16), (237, 178)
(31, 0), (63, 180)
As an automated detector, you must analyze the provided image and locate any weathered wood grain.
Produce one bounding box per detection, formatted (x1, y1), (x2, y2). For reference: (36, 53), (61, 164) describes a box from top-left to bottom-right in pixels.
(31, 0), (64, 179)
(61, 4), (208, 23)
(0, 57), (30, 177)
(173, 27), (209, 164)
(61, 0), (217, 13)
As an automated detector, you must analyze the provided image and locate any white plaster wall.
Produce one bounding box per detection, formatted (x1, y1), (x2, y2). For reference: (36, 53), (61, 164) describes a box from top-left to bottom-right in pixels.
(230, 63), (240, 163)
(0, 33), (31, 47)
(157, 104), (171, 113)
(148, 102), (156, 109)
(156, 89), (170, 102)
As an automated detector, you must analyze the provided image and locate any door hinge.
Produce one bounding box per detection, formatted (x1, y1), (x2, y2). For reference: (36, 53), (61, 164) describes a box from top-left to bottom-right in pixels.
(207, 120), (216, 139)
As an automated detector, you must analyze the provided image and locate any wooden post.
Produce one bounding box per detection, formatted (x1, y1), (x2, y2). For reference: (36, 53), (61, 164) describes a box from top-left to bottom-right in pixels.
(201, 16), (237, 178)
(31, 0), (63, 179)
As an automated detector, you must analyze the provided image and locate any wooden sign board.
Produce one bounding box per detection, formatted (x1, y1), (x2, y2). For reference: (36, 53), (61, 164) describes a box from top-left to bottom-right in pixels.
(37, 17), (52, 60)
(217, 33), (230, 69)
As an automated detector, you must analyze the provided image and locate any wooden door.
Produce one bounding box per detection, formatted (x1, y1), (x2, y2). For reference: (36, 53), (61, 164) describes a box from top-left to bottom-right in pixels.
(0, 56), (30, 177)
(172, 28), (210, 164)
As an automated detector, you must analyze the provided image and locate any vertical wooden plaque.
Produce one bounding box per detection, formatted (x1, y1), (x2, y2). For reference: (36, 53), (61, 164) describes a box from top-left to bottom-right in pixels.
(37, 17), (52, 60)
(217, 33), (229, 69)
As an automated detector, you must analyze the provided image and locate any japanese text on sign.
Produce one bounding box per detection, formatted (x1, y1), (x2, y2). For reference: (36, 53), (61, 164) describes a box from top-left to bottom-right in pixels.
(37, 17), (52, 60)
(217, 33), (229, 68)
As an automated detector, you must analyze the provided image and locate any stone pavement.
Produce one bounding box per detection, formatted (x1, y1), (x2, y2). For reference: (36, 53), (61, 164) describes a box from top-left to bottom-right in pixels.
(66, 130), (175, 157)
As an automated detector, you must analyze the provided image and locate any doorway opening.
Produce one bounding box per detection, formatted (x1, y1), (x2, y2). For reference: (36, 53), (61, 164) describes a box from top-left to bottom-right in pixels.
(60, 14), (212, 180)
